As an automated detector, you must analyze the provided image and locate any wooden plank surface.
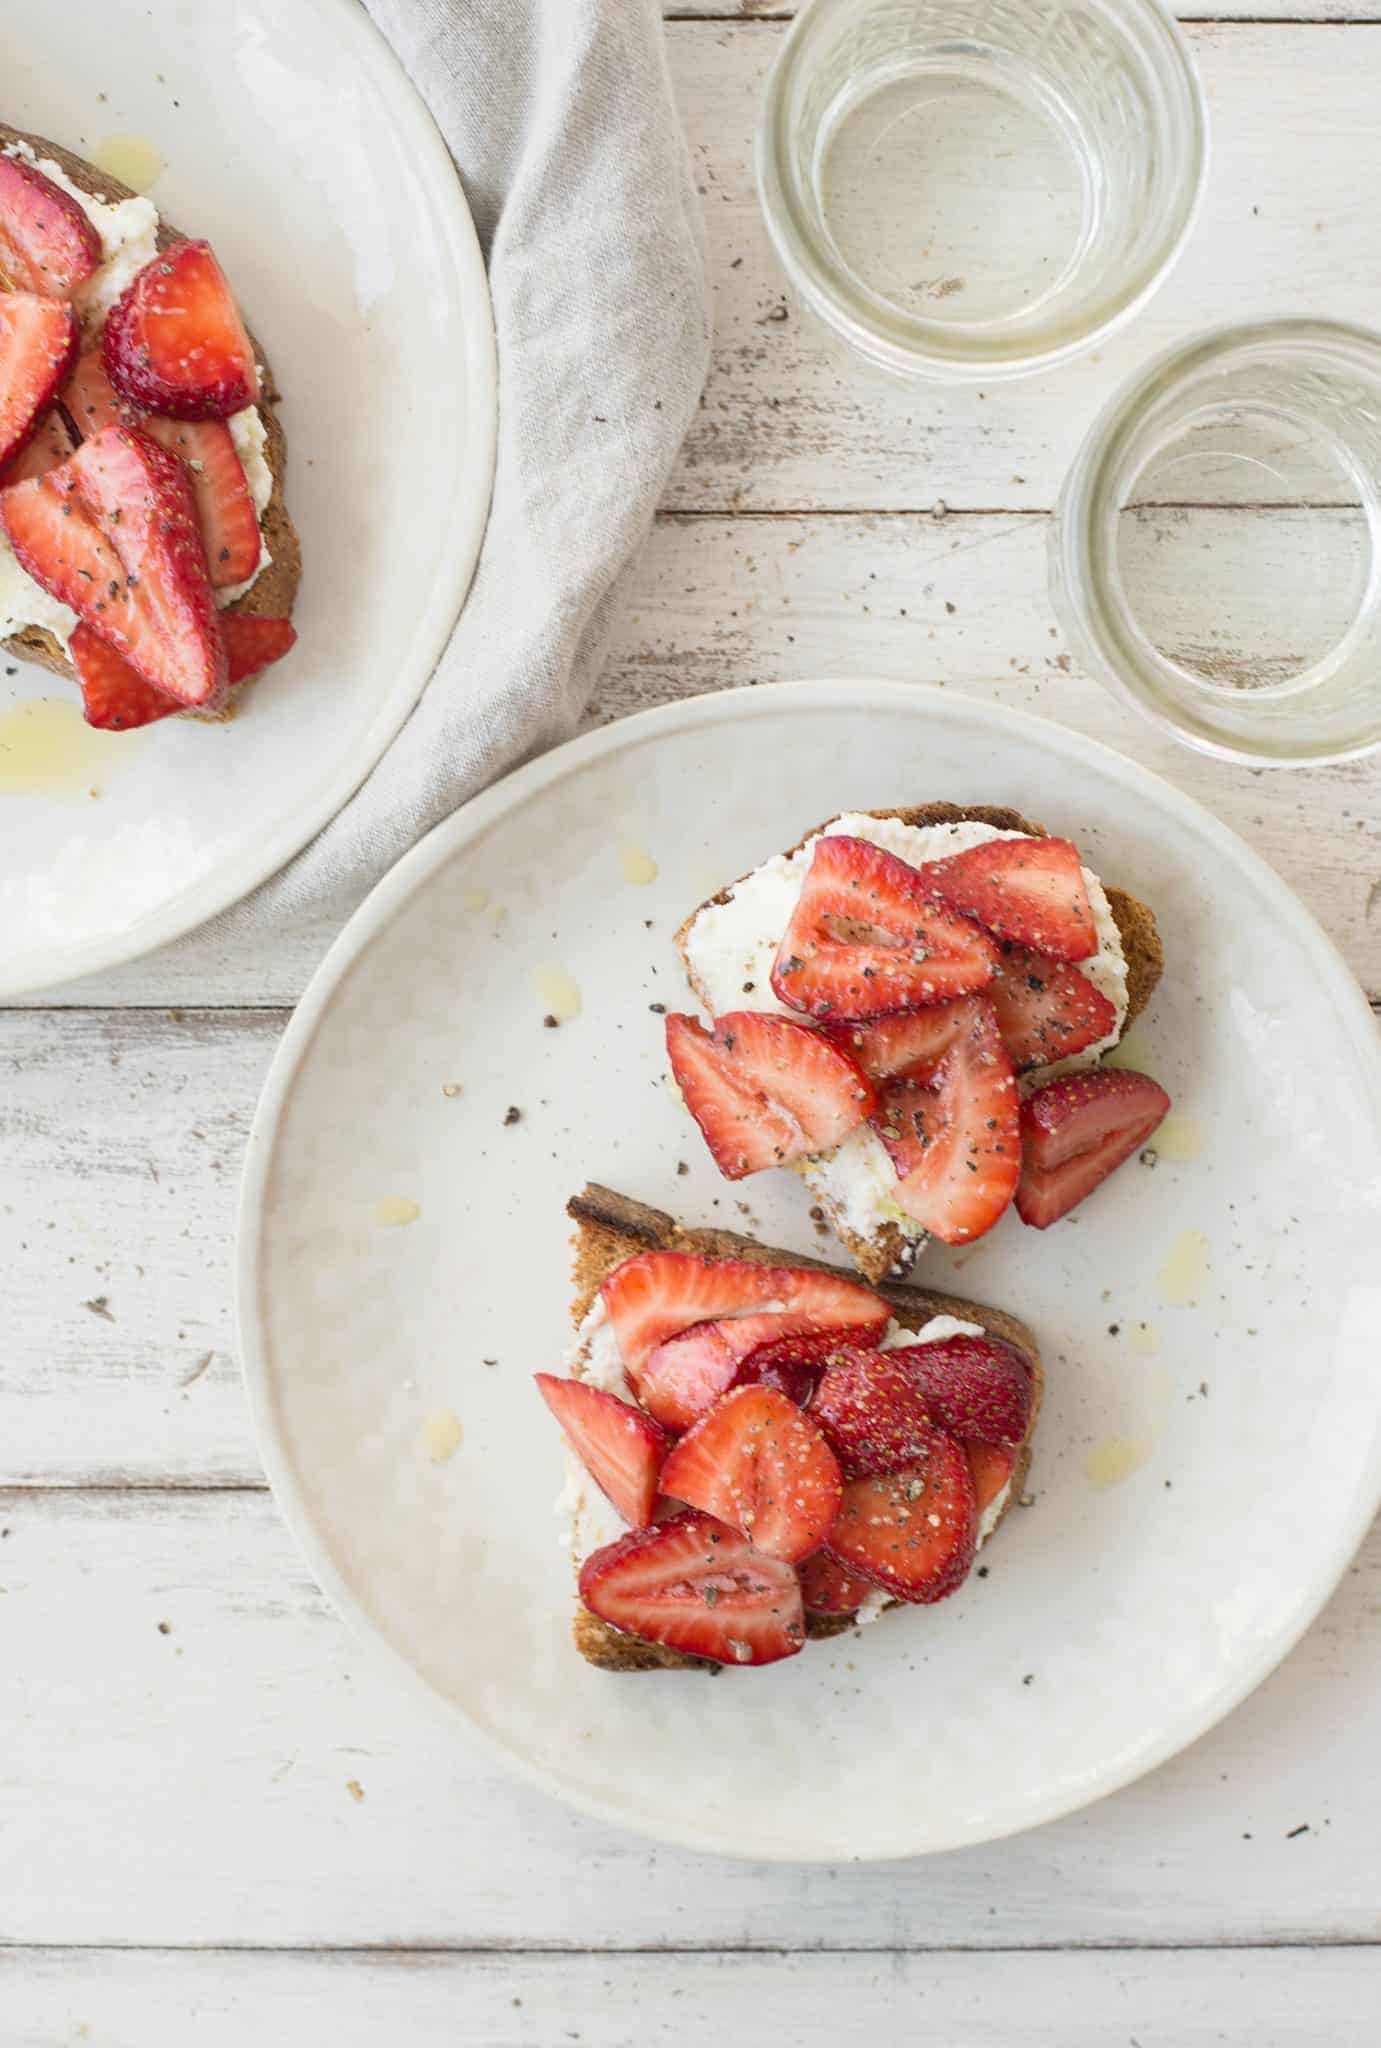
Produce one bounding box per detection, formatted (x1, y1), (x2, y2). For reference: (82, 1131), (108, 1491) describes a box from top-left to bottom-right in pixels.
(0, 1486), (1378, 1948)
(5, 1947), (1381, 2046)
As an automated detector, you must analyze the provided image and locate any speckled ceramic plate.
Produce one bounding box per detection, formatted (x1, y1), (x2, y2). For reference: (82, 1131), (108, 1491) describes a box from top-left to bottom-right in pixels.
(0, 0), (495, 995)
(237, 681), (1381, 1860)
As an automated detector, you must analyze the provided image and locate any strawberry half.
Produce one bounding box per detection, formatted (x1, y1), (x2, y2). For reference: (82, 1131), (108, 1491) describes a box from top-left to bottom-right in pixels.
(103, 240), (261, 421)
(799, 1548), (876, 1616)
(771, 835), (996, 1021)
(873, 1000), (1020, 1243)
(600, 1250), (886, 1382)
(666, 1010), (874, 1181)
(826, 1430), (977, 1604)
(988, 943), (1117, 1071)
(0, 153), (102, 298)
(917, 836), (1097, 963)
(0, 293), (78, 471)
(739, 1324), (886, 1408)
(64, 425), (227, 706)
(822, 1002), (972, 1086)
(1015, 1067), (1170, 1229)
(61, 345), (125, 440)
(968, 1441), (1016, 1518)
(534, 1372), (669, 1528)
(1, 472), (132, 630)
(219, 612), (296, 683)
(0, 404), (74, 486)
(660, 1384), (842, 1563)
(637, 1311), (816, 1433)
(69, 611), (296, 731)
(579, 1511), (805, 1666)
(810, 1347), (937, 1478)
(887, 1334), (1033, 1449)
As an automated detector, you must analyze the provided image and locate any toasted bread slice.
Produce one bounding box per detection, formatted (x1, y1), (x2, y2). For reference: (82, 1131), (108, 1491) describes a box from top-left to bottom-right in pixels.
(564, 1182), (1042, 1673)
(0, 120), (300, 695)
(675, 804), (1164, 1284)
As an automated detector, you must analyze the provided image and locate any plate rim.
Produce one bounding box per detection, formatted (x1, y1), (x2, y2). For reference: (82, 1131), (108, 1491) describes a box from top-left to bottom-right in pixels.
(236, 677), (1381, 1861)
(1, 0), (498, 999)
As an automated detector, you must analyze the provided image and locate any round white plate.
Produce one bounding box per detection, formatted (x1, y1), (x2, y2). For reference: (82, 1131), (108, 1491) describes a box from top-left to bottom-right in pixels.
(238, 681), (1381, 1861)
(0, 0), (496, 995)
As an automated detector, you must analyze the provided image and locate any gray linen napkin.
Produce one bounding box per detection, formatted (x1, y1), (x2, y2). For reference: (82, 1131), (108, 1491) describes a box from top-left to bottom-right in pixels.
(198, 0), (708, 959)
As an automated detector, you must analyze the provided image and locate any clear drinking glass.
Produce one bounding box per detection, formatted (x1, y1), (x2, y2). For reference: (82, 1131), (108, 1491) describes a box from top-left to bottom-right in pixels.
(756, 0), (1206, 383)
(1053, 321), (1381, 766)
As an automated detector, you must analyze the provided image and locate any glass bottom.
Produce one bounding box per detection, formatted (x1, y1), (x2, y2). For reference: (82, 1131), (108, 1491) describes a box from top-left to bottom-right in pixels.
(813, 52), (1091, 329)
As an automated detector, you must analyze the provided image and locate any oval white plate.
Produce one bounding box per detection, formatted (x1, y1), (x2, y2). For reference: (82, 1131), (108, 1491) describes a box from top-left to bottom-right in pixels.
(238, 681), (1381, 1860)
(0, 0), (495, 995)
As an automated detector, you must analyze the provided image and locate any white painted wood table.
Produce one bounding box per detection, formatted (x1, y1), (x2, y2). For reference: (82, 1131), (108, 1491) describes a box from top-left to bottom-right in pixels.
(4, 6), (1381, 2040)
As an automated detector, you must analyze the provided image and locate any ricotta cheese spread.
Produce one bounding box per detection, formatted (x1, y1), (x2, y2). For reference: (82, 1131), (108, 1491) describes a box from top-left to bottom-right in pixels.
(0, 141), (273, 647)
(680, 814), (1129, 1249)
(556, 1300), (1013, 1629)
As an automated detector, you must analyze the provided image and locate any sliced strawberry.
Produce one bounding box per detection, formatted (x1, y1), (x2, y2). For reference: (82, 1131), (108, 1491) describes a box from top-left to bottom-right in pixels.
(874, 1000), (1020, 1244)
(69, 625), (179, 731)
(637, 1311), (815, 1433)
(65, 425), (226, 706)
(888, 1334), (1033, 1448)
(0, 403), (75, 485)
(221, 612), (296, 685)
(826, 1430), (977, 1604)
(969, 1441), (1016, 1519)
(104, 241), (260, 421)
(578, 1511), (805, 1666)
(0, 472), (133, 626)
(739, 1323), (886, 1408)
(822, 1002), (973, 1086)
(988, 943), (1117, 1071)
(0, 154), (102, 297)
(60, 346), (126, 440)
(771, 835), (996, 1022)
(659, 1384), (842, 1563)
(1015, 1068), (1170, 1229)
(799, 1548), (877, 1616)
(534, 1372), (669, 1528)
(0, 294), (78, 471)
(666, 1010), (874, 1181)
(810, 1347), (937, 1478)
(600, 1250), (886, 1381)
(917, 835), (1097, 963)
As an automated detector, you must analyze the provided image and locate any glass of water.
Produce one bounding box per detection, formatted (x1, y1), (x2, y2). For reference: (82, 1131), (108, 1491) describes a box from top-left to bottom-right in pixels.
(1053, 321), (1381, 765)
(756, 0), (1206, 383)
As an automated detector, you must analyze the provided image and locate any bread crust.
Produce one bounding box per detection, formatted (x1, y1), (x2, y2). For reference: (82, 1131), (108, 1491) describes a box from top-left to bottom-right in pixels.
(564, 1182), (1042, 1673)
(674, 804), (1164, 1284)
(0, 120), (301, 696)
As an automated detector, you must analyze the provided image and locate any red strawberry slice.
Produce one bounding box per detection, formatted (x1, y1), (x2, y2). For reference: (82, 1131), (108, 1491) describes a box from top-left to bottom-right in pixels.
(873, 999), (1019, 1244)
(0, 153), (102, 297)
(534, 1372), (669, 1528)
(62, 349), (261, 589)
(826, 1429), (977, 1604)
(637, 1311), (815, 1433)
(1, 471), (133, 628)
(666, 1010), (874, 1181)
(988, 943), (1117, 1071)
(887, 1334), (1034, 1449)
(0, 294), (79, 471)
(771, 835), (997, 1022)
(659, 1384), (842, 1563)
(739, 1323), (886, 1408)
(104, 241), (261, 421)
(221, 612), (296, 684)
(799, 1548), (877, 1616)
(579, 1511), (805, 1666)
(969, 1441), (1016, 1518)
(810, 1347), (937, 1478)
(1015, 1068), (1170, 1228)
(822, 1001), (974, 1086)
(68, 611), (295, 732)
(601, 1250), (886, 1381)
(0, 403), (75, 485)
(64, 425), (226, 706)
(917, 835), (1097, 963)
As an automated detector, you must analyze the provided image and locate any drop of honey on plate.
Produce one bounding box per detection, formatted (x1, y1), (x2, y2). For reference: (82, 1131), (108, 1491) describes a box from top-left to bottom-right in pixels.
(462, 888), (490, 912)
(1085, 1437), (1152, 1489)
(533, 962), (581, 1021)
(92, 134), (164, 194)
(1158, 1228), (1210, 1307)
(1150, 1114), (1204, 1164)
(619, 841), (658, 887)
(0, 696), (141, 798)
(420, 1407), (463, 1463)
(372, 1195), (420, 1228)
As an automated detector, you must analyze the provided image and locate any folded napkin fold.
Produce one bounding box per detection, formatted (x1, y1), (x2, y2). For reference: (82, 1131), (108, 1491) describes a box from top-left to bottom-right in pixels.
(198, 0), (709, 959)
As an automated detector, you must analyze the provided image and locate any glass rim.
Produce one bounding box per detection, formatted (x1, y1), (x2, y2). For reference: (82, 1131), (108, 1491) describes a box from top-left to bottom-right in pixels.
(755, 0), (1210, 384)
(1052, 317), (1381, 768)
